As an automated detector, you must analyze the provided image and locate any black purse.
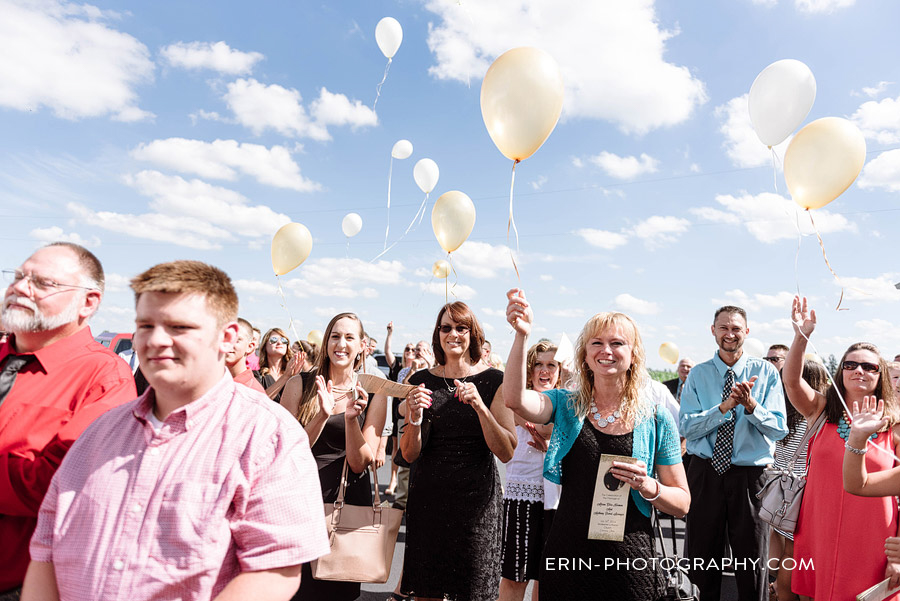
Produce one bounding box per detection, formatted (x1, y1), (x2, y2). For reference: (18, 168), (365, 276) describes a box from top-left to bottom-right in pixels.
(653, 509), (699, 601)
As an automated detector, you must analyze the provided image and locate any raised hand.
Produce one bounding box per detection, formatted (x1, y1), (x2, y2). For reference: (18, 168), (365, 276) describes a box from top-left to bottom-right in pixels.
(849, 396), (888, 440)
(344, 383), (369, 420)
(506, 288), (533, 336)
(791, 295), (816, 338)
(315, 375), (336, 416)
(456, 380), (486, 412)
(386, 321), (393, 334)
(524, 421), (549, 452)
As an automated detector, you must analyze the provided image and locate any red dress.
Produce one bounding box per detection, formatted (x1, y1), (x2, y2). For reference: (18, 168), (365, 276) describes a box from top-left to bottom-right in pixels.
(793, 423), (899, 600)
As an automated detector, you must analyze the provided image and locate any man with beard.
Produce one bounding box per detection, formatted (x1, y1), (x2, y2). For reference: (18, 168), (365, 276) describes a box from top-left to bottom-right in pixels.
(0, 243), (136, 599)
(679, 305), (787, 601)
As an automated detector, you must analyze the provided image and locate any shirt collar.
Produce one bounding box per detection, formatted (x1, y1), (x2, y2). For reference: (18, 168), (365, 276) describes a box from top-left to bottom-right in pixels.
(0, 327), (96, 373)
(133, 370), (234, 431)
(712, 349), (748, 376)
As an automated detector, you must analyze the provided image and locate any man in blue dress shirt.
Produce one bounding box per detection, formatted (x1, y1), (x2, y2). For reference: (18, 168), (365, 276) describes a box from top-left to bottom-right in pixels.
(679, 305), (787, 601)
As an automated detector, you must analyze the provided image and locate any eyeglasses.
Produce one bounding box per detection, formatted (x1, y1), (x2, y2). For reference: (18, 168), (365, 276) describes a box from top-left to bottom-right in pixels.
(764, 356), (785, 364)
(842, 360), (880, 373)
(404, 347), (415, 352)
(439, 325), (470, 335)
(3, 269), (97, 293)
(268, 336), (289, 345)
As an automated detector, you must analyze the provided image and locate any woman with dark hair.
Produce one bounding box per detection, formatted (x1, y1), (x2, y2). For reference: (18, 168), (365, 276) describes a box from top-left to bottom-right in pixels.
(256, 328), (294, 390)
(400, 301), (517, 601)
(503, 289), (689, 600)
(280, 313), (388, 601)
(769, 358), (828, 601)
(784, 295), (900, 600)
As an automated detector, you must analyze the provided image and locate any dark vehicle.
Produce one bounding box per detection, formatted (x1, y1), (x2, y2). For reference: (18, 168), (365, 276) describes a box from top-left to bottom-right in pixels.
(94, 331), (133, 355)
(371, 351), (391, 376)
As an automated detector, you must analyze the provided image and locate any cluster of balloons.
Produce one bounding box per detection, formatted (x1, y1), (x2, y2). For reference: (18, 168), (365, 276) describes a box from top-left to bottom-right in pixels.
(748, 59), (866, 211)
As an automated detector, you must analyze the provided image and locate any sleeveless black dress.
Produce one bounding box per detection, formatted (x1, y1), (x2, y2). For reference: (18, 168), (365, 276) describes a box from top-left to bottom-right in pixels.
(294, 374), (371, 601)
(540, 424), (664, 601)
(401, 368), (504, 601)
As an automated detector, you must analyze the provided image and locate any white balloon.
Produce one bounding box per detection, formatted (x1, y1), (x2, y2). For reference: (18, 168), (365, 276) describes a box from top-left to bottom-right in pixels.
(743, 338), (766, 358)
(392, 139), (413, 160)
(749, 59), (816, 147)
(341, 213), (363, 238)
(413, 158), (439, 194)
(375, 17), (403, 59)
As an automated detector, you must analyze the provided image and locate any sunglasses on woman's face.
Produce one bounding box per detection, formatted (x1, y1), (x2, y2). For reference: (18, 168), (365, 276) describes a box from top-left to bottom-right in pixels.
(439, 325), (469, 335)
(842, 360), (880, 373)
(404, 347), (415, 352)
(268, 336), (289, 345)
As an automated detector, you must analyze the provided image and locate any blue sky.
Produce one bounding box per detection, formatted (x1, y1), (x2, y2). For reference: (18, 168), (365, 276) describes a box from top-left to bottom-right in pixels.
(1, 0), (899, 368)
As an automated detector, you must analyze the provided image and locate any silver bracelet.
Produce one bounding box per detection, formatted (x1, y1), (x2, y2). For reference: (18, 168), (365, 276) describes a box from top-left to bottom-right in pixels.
(844, 440), (867, 455)
(408, 413), (423, 427)
(639, 478), (662, 501)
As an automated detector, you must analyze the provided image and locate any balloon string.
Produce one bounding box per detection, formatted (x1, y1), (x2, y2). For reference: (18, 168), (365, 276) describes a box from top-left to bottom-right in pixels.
(369, 191), (429, 263)
(807, 210), (847, 311)
(793, 207), (802, 298)
(507, 159), (521, 281)
(448, 252), (459, 302)
(373, 58), (392, 110)
(385, 156), (394, 250)
(275, 275), (301, 343)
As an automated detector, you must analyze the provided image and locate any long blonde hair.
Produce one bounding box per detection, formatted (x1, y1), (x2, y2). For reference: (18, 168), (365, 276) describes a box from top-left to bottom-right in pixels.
(571, 312), (650, 424)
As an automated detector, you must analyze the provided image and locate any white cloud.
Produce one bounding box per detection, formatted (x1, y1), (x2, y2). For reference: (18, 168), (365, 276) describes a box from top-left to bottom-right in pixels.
(614, 293), (660, 315)
(631, 216), (690, 249)
(716, 94), (789, 168)
(794, 0), (856, 13)
(481, 307), (506, 317)
(0, 0), (154, 121)
(574, 228), (629, 250)
(452, 241), (518, 279)
(858, 149), (900, 191)
(131, 138), (319, 191)
(691, 192), (855, 244)
(234, 279), (279, 296)
(420, 281), (477, 300)
(104, 273), (131, 293)
(587, 151), (659, 180)
(530, 175), (548, 191)
(549, 308), (585, 318)
(716, 289), (796, 313)
(838, 273), (900, 303)
(29, 225), (100, 247)
(853, 81), (893, 99)
(424, 0), (707, 133)
(539, 274), (553, 281)
(295, 258), (408, 288)
(160, 41), (263, 75)
(851, 96), (900, 144)
(223, 78), (376, 140)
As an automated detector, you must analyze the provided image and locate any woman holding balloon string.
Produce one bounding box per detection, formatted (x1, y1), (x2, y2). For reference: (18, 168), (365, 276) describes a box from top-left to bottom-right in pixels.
(503, 289), (689, 600)
(784, 295), (900, 600)
(400, 301), (516, 601)
(280, 313), (388, 601)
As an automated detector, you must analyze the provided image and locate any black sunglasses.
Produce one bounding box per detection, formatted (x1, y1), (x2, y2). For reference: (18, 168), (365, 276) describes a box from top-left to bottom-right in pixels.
(842, 360), (880, 373)
(764, 356), (785, 364)
(439, 325), (470, 335)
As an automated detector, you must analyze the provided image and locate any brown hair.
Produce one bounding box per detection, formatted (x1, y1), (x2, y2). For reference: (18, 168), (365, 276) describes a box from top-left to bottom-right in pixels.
(130, 260), (237, 325)
(824, 342), (897, 426)
(572, 312), (649, 423)
(297, 313), (365, 426)
(258, 328), (294, 377)
(46, 242), (104, 292)
(526, 340), (560, 390)
(236, 317), (254, 337)
(431, 302), (485, 366)
(714, 305), (747, 324)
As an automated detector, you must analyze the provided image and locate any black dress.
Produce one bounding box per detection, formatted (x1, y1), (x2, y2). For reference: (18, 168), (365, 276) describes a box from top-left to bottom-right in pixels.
(294, 388), (371, 601)
(540, 424), (664, 601)
(401, 368), (504, 601)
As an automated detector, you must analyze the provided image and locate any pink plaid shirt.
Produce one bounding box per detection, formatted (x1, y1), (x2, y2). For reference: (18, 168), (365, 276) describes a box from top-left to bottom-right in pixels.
(30, 372), (329, 600)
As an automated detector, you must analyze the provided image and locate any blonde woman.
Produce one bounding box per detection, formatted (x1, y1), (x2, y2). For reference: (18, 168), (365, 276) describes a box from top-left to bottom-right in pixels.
(503, 289), (689, 600)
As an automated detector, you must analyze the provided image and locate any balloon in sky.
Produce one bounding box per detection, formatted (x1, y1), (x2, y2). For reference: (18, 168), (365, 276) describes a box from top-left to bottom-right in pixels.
(743, 338), (766, 358)
(432, 260), (451, 279)
(307, 330), (323, 347)
(784, 117), (866, 210)
(375, 17), (402, 59)
(659, 342), (679, 365)
(271, 222), (312, 276)
(481, 47), (564, 161)
(341, 213), (363, 237)
(432, 191), (476, 253)
(749, 59), (816, 147)
(414, 158), (439, 194)
(392, 139), (413, 160)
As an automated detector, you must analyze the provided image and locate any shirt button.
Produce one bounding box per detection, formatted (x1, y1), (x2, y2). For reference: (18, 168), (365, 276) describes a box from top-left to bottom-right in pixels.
(149, 447), (160, 456)
(113, 560), (125, 571)
(131, 503), (142, 513)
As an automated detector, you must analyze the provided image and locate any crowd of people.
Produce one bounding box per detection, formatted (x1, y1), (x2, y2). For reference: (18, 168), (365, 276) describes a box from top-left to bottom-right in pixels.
(2, 241), (900, 601)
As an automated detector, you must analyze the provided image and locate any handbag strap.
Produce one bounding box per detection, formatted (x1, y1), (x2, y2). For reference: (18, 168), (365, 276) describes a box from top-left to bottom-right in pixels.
(786, 410), (827, 470)
(334, 456), (383, 510)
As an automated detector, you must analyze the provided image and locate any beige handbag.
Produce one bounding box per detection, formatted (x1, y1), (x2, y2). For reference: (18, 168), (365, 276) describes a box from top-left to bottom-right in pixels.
(311, 458), (403, 583)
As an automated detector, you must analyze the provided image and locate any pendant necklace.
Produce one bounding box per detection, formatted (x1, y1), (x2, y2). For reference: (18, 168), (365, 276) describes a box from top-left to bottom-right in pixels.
(441, 366), (471, 393)
(590, 400), (621, 428)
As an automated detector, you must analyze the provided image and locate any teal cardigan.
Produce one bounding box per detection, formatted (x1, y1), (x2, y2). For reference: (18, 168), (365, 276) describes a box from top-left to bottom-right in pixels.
(543, 388), (682, 517)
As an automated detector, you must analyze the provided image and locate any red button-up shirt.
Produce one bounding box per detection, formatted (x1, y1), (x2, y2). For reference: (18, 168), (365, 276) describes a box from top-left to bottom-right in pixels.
(31, 373), (329, 601)
(0, 327), (136, 591)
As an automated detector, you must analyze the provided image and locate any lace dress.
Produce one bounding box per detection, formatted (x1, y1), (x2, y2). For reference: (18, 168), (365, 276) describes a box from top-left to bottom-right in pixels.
(401, 368), (504, 601)
(540, 424), (664, 601)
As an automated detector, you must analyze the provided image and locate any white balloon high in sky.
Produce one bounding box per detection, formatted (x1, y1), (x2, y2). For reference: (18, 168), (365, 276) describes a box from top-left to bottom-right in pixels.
(748, 59), (816, 148)
(391, 139), (413, 160)
(375, 17), (403, 59)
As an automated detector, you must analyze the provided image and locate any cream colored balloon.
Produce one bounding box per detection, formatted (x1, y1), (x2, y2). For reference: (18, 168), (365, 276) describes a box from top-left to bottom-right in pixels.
(432, 191), (476, 253)
(784, 117), (866, 210)
(307, 330), (323, 347)
(432, 260), (451, 279)
(271, 222), (312, 276)
(659, 342), (679, 365)
(481, 47), (564, 161)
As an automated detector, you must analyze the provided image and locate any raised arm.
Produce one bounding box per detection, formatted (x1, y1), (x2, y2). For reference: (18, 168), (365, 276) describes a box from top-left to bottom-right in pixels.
(843, 397), (900, 496)
(783, 295), (825, 419)
(384, 322), (396, 368)
(503, 288), (553, 424)
(266, 354), (303, 400)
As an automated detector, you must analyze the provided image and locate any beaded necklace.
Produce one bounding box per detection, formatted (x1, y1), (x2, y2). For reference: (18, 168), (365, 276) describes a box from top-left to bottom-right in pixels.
(836, 413), (877, 442)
